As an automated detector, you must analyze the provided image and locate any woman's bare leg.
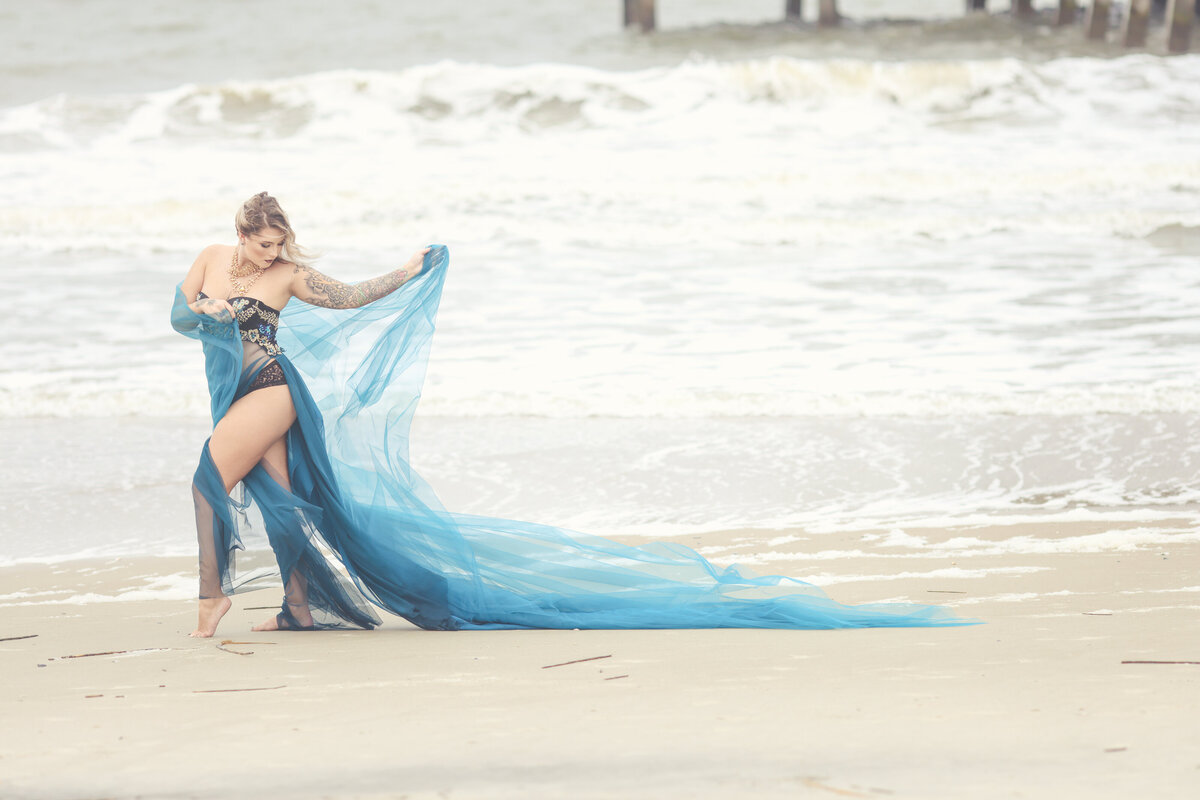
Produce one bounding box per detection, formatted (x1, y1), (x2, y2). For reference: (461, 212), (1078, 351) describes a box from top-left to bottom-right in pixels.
(190, 385), (297, 638)
(250, 436), (316, 631)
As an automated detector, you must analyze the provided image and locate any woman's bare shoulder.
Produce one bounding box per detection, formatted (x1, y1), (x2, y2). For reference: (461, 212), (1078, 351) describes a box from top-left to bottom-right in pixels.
(183, 244), (231, 289)
(198, 243), (233, 260)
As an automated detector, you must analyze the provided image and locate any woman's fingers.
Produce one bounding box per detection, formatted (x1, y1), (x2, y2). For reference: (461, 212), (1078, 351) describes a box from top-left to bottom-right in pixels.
(407, 246), (432, 275)
(198, 297), (235, 322)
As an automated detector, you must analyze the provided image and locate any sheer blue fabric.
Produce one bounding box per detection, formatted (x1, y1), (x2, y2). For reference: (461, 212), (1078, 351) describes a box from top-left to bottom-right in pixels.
(172, 245), (973, 630)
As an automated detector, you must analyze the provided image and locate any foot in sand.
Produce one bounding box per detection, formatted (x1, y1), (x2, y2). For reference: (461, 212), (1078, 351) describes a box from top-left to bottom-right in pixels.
(190, 596), (232, 638)
(253, 604), (315, 632)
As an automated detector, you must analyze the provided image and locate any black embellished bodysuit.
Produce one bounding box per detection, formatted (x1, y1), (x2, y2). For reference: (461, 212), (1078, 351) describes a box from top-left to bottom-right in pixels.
(197, 292), (286, 393)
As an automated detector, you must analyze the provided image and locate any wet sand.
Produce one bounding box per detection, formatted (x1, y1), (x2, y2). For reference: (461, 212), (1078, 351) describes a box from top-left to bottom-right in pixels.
(2, 528), (1197, 799)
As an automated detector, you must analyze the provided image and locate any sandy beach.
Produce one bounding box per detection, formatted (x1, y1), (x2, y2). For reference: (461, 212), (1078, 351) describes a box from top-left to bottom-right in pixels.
(5, 3), (1200, 798)
(3, 526), (1197, 800)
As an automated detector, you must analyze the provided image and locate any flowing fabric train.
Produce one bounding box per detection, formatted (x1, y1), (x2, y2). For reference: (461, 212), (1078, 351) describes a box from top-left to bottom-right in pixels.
(172, 245), (973, 630)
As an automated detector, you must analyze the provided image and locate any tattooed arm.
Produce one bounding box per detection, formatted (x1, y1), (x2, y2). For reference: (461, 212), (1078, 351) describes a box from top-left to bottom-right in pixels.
(290, 247), (430, 309)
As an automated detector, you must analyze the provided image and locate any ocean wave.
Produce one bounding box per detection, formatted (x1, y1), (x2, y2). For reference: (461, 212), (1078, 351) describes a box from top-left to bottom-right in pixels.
(3, 54), (1198, 150)
(1, 54), (1198, 254)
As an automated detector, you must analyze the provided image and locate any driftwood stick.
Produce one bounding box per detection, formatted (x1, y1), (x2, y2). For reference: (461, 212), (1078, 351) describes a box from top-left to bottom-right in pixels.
(1121, 660), (1200, 665)
(0, 634), (38, 642)
(61, 648), (168, 659)
(193, 685), (287, 693)
(542, 654), (613, 669)
(801, 777), (871, 798)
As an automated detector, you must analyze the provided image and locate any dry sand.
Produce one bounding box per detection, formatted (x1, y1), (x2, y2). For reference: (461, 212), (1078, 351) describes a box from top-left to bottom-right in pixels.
(1, 527), (1198, 800)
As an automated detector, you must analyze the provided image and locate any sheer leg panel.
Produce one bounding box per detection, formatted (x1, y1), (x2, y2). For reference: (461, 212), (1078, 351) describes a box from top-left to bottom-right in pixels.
(192, 439), (240, 599)
(244, 461), (380, 630)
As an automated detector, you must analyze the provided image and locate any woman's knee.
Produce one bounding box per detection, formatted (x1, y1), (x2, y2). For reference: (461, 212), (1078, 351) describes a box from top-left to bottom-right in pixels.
(205, 432), (249, 494)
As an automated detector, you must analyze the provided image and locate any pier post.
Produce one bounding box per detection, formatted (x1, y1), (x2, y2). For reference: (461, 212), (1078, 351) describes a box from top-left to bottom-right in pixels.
(819, 0), (839, 26)
(1167, 0), (1195, 53)
(1056, 0), (1077, 25)
(1085, 0), (1111, 40)
(965, 0), (986, 10)
(1123, 0), (1152, 46)
(623, 0), (656, 32)
(1014, 0), (1036, 18)
(786, 0), (802, 21)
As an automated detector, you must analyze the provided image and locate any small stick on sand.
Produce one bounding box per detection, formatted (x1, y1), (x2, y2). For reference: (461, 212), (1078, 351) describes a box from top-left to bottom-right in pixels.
(1121, 660), (1200, 665)
(542, 654), (612, 669)
(61, 648), (168, 659)
(193, 685), (286, 693)
(0, 634), (38, 642)
(801, 777), (870, 797)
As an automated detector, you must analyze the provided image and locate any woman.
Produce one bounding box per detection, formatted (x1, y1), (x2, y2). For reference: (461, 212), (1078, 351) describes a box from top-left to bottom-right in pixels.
(175, 192), (429, 636)
(174, 192), (970, 638)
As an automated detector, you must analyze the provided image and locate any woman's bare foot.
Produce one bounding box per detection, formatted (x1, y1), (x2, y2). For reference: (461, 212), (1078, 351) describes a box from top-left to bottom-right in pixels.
(190, 596), (232, 638)
(253, 604), (314, 631)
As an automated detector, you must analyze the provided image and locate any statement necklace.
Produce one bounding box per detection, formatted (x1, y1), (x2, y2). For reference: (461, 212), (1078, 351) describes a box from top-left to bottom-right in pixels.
(228, 247), (265, 295)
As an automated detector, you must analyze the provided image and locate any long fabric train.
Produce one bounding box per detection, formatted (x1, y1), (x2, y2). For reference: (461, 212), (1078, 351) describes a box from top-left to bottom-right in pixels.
(173, 245), (972, 630)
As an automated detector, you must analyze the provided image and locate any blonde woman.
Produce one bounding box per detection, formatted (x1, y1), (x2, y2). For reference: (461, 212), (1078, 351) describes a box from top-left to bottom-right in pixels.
(176, 192), (428, 637)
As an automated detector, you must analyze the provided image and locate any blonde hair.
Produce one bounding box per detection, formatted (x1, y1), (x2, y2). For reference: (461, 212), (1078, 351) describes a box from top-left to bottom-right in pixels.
(235, 191), (314, 267)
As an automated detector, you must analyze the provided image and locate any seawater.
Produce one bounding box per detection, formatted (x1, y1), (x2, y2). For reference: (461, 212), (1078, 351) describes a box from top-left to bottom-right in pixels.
(2, 0), (1199, 565)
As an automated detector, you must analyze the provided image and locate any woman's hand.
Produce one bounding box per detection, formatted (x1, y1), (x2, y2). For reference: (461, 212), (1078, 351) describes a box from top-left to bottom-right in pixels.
(192, 296), (235, 324)
(401, 246), (432, 280)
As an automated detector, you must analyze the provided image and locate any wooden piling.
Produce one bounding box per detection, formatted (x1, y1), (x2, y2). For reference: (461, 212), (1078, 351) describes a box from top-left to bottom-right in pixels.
(818, 0), (839, 26)
(1122, 0), (1152, 46)
(1014, 0), (1036, 19)
(965, 0), (986, 11)
(1055, 0), (1077, 25)
(1085, 0), (1111, 40)
(1167, 0), (1195, 53)
(786, 0), (802, 21)
(623, 0), (656, 32)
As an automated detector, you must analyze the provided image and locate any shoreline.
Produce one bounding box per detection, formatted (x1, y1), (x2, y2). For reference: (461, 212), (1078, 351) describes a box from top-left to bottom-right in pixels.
(2, 527), (1197, 799)
(4, 516), (1195, 605)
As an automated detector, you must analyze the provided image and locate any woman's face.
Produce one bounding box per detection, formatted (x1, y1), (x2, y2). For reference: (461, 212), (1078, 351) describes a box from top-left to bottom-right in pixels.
(240, 227), (287, 269)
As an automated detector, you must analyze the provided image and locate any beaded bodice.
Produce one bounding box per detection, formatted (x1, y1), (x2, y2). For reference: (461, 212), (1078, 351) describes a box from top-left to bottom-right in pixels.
(197, 292), (284, 355)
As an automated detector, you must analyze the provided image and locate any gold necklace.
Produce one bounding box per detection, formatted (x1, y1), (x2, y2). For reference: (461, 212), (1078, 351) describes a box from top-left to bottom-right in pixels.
(228, 247), (265, 295)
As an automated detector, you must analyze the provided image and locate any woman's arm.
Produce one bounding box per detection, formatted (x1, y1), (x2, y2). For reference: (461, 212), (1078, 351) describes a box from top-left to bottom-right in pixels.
(290, 247), (430, 309)
(180, 245), (234, 320)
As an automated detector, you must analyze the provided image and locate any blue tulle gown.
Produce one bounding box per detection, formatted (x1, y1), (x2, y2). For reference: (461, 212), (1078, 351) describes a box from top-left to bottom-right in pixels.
(172, 245), (971, 631)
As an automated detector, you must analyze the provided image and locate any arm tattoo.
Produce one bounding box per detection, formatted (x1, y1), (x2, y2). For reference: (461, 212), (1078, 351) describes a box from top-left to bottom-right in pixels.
(294, 265), (407, 309)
